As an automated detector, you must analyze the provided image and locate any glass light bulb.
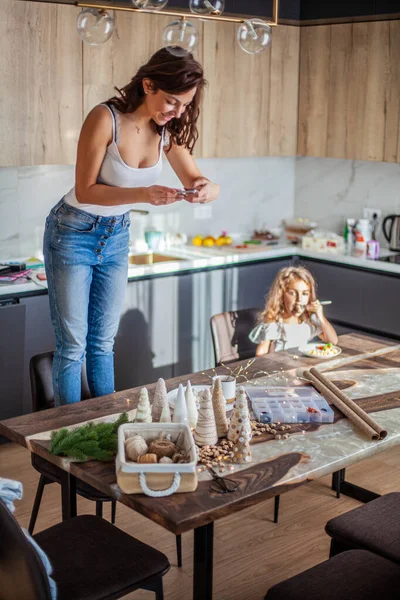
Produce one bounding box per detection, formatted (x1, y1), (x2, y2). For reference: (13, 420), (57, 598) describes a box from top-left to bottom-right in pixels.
(189, 0), (224, 15)
(146, 0), (169, 9)
(131, 0), (149, 7)
(237, 19), (272, 55)
(77, 9), (114, 45)
(163, 20), (199, 56)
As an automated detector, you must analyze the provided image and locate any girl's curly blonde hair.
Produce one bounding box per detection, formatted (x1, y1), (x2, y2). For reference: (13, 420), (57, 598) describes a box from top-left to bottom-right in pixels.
(259, 266), (317, 324)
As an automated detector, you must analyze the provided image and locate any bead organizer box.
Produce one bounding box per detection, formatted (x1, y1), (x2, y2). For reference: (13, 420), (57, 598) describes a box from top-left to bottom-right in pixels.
(246, 386), (335, 424)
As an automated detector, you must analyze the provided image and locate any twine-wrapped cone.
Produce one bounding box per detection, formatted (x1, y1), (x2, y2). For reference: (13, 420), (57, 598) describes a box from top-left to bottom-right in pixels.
(304, 367), (387, 441)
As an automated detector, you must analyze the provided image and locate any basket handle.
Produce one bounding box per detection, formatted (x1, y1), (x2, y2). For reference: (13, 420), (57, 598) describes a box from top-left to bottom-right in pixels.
(139, 472), (181, 497)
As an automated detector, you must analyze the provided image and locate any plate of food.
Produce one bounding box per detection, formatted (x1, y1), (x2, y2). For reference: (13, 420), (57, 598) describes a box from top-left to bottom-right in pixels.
(298, 342), (342, 359)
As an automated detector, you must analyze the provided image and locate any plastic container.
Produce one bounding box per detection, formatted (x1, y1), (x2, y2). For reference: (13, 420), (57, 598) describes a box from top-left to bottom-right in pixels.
(248, 386), (334, 424)
(116, 423), (198, 496)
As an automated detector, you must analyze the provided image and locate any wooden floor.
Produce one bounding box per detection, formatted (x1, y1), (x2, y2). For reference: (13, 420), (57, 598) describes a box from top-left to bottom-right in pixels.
(1, 442), (400, 600)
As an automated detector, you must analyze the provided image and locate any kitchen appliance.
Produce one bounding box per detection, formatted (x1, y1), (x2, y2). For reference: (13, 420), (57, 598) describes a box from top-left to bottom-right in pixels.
(382, 215), (400, 251)
(378, 254), (400, 264)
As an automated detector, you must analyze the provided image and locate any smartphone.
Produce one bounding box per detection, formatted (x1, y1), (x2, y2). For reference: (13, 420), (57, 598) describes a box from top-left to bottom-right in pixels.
(179, 188), (198, 196)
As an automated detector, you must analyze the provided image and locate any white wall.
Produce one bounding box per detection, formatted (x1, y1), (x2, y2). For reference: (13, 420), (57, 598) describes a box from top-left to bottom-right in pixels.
(295, 157), (400, 246)
(0, 156), (296, 259)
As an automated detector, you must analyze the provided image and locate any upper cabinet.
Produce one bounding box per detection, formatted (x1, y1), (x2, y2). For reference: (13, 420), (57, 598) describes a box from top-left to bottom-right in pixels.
(298, 21), (400, 162)
(0, 0), (82, 167)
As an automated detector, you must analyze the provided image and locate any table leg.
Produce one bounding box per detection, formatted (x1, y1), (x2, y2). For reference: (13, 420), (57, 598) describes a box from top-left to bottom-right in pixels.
(193, 522), (214, 600)
(332, 468), (380, 503)
(60, 471), (77, 520)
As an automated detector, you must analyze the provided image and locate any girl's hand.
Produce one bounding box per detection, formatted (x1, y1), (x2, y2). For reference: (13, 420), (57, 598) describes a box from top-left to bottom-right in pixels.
(307, 300), (324, 320)
(144, 185), (184, 206)
(184, 178), (220, 204)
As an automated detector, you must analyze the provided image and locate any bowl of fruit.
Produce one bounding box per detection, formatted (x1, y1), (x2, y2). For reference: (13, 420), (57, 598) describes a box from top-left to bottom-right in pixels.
(192, 231), (233, 248)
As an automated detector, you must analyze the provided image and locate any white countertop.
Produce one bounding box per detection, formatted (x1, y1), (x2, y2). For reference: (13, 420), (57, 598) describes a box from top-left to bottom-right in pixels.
(0, 244), (399, 299)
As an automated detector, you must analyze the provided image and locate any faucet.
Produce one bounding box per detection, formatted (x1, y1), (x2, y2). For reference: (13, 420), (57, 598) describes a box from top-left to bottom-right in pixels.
(130, 209), (149, 215)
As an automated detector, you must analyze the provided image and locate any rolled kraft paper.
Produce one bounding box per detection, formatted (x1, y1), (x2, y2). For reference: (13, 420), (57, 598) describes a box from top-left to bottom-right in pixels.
(303, 371), (381, 441)
(309, 367), (387, 440)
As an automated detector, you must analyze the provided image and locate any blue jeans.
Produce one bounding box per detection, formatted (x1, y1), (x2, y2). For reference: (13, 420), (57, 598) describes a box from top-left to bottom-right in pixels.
(43, 199), (130, 406)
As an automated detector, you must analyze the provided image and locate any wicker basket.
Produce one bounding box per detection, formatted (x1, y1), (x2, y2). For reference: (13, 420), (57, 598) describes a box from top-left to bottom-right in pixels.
(116, 423), (198, 496)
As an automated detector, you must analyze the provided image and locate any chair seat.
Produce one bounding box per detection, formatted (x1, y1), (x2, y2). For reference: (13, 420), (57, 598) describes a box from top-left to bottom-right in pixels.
(32, 454), (113, 502)
(325, 492), (400, 564)
(34, 515), (170, 600)
(265, 550), (400, 600)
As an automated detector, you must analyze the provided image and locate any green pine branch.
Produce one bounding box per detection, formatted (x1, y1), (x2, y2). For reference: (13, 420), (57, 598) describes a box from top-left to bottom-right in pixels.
(49, 412), (130, 462)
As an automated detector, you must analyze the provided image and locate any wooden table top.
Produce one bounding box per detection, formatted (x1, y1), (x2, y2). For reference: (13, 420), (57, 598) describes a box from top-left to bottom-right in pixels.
(2, 333), (400, 535)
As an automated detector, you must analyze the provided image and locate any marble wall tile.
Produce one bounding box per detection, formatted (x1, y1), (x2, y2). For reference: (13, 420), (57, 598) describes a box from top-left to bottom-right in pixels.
(295, 157), (400, 246)
(0, 157), (296, 257)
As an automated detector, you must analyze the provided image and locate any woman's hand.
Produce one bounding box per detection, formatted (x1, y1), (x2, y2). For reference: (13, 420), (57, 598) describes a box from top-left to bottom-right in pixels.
(307, 300), (324, 320)
(184, 177), (220, 204)
(143, 185), (184, 206)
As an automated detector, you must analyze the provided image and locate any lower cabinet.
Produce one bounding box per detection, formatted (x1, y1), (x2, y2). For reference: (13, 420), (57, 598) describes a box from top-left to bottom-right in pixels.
(299, 259), (400, 339)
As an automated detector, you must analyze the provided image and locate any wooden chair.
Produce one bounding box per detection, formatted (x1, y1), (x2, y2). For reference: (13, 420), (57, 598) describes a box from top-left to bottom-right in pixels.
(0, 498), (169, 600)
(210, 307), (260, 366)
(264, 549), (400, 600)
(28, 351), (183, 567)
(28, 352), (117, 534)
(325, 492), (400, 563)
(210, 308), (280, 524)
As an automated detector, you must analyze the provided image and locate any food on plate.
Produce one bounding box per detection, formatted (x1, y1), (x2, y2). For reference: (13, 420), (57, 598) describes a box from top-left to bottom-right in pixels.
(309, 343), (340, 357)
(252, 229), (279, 241)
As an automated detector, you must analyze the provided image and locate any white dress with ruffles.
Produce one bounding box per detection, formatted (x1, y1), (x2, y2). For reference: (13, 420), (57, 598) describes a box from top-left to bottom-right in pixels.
(249, 315), (322, 352)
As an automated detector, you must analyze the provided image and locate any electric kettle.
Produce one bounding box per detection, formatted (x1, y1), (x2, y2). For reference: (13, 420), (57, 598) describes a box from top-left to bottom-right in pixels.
(383, 215), (400, 251)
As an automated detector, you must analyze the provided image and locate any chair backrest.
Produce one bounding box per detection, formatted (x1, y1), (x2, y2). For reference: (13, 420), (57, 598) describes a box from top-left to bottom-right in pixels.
(210, 308), (260, 366)
(30, 351), (91, 412)
(0, 499), (52, 600)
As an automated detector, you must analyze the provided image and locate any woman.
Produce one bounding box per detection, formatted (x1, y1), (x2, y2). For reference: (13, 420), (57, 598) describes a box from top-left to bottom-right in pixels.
(43, 48), (220, 406)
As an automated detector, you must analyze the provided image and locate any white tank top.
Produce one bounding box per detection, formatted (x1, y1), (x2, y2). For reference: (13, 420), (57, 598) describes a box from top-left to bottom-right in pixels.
(64, 104), (164, 216)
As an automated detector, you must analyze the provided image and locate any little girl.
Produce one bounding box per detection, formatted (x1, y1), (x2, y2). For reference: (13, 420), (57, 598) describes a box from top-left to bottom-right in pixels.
(249, 266), (338, 356)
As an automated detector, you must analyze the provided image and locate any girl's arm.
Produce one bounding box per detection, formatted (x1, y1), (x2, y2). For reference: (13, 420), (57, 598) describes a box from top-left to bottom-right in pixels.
(256, 340), (271, 356)
(75, 106), (181, 207)
(308, 301), (338, 345)
(165, 143), (220, 203)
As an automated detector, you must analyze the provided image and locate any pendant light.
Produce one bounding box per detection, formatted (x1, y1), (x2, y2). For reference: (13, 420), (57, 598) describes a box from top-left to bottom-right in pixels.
(163, 18), (199, 56)
(189, 0), (224, 15)
(237, 19), (272, 54)
(76, 8), (114, 46)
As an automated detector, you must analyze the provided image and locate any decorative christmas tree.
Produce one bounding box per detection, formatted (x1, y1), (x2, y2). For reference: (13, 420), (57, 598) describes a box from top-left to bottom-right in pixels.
(212, 378), (228, 438)
(172, 384), (189, 426)
(194, 388), (218, 447)
(160, 403), (172, 423)
(227, 386), (252, 443)
(185, 380), (198, 429)
(152, 378), (168, 422)
(231, 425), (252, 464)
(135, 388), (152, 423)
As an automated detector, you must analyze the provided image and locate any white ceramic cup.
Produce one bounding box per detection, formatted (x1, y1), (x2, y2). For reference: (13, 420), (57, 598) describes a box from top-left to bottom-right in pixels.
(212, 375), (236, 405)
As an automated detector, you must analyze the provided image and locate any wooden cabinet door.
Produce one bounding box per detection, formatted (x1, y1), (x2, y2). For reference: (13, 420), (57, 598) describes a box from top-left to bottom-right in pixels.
(0, 0), (82, 166)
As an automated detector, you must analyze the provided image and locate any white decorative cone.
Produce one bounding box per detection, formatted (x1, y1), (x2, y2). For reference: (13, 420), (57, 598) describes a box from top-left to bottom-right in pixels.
(185, 380), (198, 429)
(172, 384), (189, 425)
(212, 378), (228, 438)
(194, 388), (218, 447)
(152, 378), (168, 422)
(227, 386), (252, 442)
(135, 387), (152, 423)
(160, 403), (172, 423)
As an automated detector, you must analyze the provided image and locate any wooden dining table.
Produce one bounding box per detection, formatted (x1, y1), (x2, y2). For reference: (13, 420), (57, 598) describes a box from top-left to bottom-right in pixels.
(2, 333), (400, 600)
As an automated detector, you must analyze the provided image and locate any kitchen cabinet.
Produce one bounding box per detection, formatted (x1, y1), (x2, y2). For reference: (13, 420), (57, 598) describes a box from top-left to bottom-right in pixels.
(300, 259), (400, 339)
(0, 0), (82, 166)
(298, 20), (400, 163)
(0, 301), (26, 420)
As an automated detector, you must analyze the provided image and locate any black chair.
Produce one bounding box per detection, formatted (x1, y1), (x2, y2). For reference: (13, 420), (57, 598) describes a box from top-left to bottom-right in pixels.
(326, 492), (400, 563)
(264, 549), (400, 600)
(210, 307), (260, 366)
(28, 351), (183, 568)
(0, 498), (169, 600)
(210, 308), (280, 524)
(28, 352), (117, 534)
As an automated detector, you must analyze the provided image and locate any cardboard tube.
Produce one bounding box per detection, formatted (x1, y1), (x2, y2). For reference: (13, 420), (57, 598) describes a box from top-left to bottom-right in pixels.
(303, 370), (382, 441)
(309, 368), (387, 440)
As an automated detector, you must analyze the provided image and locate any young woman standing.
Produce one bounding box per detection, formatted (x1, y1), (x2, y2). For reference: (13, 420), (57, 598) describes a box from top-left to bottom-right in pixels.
(43, 48), (219, 405)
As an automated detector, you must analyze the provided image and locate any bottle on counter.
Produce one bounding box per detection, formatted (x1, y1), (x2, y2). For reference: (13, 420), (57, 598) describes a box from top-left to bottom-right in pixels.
(344, 218), (356, 255)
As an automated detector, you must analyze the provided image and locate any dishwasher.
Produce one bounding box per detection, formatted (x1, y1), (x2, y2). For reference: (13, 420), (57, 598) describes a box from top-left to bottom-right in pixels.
(0, 298), (26, 421)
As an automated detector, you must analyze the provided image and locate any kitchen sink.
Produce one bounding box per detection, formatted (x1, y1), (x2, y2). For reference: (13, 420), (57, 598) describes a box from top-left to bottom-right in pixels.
(128, 252), (184, 265)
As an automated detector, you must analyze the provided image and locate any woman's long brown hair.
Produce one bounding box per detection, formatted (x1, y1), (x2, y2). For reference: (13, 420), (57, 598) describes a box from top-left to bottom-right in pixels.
(107, 48), (206, 154)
